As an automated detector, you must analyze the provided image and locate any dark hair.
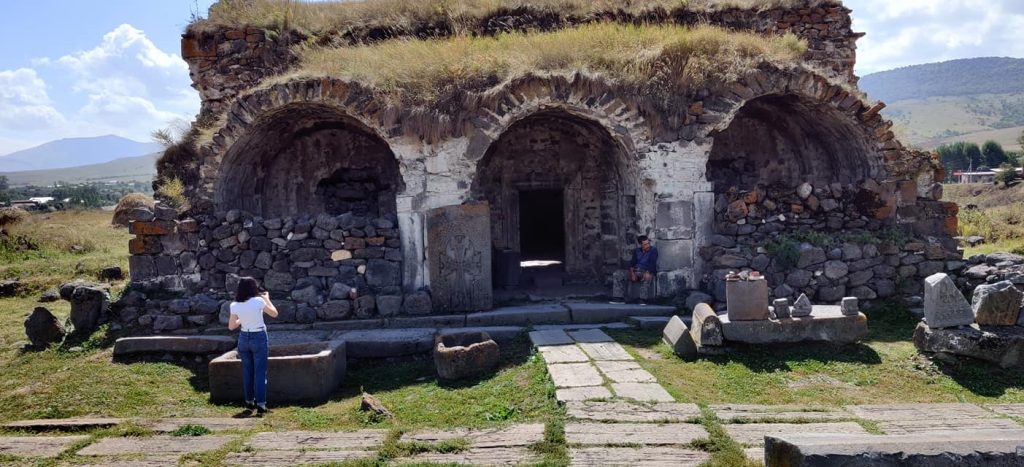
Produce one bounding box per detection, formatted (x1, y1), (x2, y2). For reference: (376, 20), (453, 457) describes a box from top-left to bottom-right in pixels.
(637, 235), (649, 244)
(235, 277), (261, 303)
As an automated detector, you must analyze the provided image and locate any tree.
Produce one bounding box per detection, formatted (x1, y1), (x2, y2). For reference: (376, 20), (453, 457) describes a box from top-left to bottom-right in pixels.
(0, 175), (8, 203)
(964, 142), (983, 169)
(982, 140), (1008, 167)
(935, 143), (969, 181)
(995, 163), (1019, 187)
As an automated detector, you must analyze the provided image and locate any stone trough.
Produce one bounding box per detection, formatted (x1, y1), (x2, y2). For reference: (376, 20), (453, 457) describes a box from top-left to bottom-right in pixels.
(209, 339), (346, 404)
(433, 331), (499, 380)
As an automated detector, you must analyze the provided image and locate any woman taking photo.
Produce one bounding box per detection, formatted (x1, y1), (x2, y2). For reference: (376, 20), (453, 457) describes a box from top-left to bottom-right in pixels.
(228, 277), (278, 416)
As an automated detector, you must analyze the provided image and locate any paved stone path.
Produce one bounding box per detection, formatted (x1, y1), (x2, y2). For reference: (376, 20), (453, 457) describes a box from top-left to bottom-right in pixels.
(531, 328), (711, 466)
(5, 326), (1024, 465)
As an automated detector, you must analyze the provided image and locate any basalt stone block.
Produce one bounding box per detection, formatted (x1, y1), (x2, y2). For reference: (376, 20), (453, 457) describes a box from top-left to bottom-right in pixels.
(792, 294), (813, 317)
(263, 270), (295, 292)
(376, 295), (403, 317)
(365, 259), (400, 287)
(972, 281), (1023, 326)
(924, 273), (974, 329)
(318, 300), (352, 321)
(765, 431), (1024, 467)
(662, 316), (698, 361)
(841, 297), (859, 316)
(721, 306), (868, 344)
(152, 315), (183, 332)
(773, 298), (791, 319)
(24, 307), (66, 348)
(354, 295), (376, 319)
(914, 322), (1024, 368)
(403, 292), (433, 315)
(62, 282), (111, 335)
(426, 204), (492, 312)
(690, 303), (724, 347)
(726, 277), (769, 321)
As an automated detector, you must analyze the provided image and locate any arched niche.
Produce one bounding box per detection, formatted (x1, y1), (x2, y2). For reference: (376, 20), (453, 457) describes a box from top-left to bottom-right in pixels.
(215, 104), (403, 219)
(472, 110), (639, 283)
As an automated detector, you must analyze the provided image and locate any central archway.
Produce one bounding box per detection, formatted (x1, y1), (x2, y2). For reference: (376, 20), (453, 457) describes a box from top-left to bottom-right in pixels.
(215, 104), (404, 219)
(472, 110), (638, 286)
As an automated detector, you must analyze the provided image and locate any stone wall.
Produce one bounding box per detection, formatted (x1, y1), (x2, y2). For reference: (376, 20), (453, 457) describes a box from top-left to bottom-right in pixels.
(180, 2), (860, 120)
(122, 206), (428, 334)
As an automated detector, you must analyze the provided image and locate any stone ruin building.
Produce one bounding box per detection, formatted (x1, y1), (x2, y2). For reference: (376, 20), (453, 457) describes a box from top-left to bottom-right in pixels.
(118, 0), (960, 334)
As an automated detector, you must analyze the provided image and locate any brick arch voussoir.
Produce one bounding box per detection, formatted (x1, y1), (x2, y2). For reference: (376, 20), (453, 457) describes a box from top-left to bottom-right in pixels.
(466, 73), (649, 163)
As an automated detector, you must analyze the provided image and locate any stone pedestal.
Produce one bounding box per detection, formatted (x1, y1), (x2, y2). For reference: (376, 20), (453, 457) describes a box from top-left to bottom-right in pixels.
(426, 204), (492, 312)
(719, 306), (868, 344)
(662, 316), (698, 361)
(726, 277), (769, 321)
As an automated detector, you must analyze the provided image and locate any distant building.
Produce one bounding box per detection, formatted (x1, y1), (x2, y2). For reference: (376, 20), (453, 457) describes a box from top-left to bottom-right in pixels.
(955, 167), (1023, 184)
(28, 196), (54, 204)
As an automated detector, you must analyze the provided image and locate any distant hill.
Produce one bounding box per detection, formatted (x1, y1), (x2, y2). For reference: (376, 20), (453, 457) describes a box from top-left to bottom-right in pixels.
(859, 57), (1024, 151)
(0, 135), (162, 172)
(0, 153), (158, 187)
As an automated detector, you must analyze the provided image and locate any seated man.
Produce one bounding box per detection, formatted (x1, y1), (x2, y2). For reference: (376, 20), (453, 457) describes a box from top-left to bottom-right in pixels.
(612, 235), (658, 303)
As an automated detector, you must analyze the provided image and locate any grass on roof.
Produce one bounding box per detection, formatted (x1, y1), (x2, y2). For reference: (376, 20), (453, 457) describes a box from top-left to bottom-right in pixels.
(201, 0), (841, 36)
(264, 23), (806, 108)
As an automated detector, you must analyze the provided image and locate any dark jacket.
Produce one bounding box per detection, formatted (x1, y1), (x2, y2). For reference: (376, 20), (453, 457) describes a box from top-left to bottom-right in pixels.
(630, 246), (658, 273)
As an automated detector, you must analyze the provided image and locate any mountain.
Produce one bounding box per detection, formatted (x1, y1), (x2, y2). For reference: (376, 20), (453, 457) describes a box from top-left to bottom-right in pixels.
(859, 57), (1024, 151)
(0, 135), (162, 172)
(0, 153), (158, 187)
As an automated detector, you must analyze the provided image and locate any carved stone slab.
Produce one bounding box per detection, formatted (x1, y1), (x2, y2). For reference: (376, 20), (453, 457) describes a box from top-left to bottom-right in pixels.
(724, 422), (868, 446)
(566, 401), (701, 423)
(225, 450), (375, 466)
(923, 273), (974, 328)
(0, 435), (89, 458)
(401, 424), (544, 448)
(77, 435), (236, 456)
(570, 447), (710, 466)
(247, 430), (387, 451)
(565, 423), (708, 445)
(427, 203), (492, 312)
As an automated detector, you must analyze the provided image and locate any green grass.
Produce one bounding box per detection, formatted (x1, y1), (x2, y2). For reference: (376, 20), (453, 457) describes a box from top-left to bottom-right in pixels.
(942, 182), (1024, 254)
(200, 0), (841, 36)
(272, 23), (806, 108)
(609, 302), (1024, 406)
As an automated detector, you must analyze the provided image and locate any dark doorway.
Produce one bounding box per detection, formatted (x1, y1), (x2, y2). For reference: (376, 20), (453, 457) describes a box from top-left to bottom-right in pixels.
(518, 189), (565, 262)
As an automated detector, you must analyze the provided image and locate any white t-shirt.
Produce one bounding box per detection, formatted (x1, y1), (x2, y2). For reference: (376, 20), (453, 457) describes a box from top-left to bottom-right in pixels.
(230, 297), (268, 331)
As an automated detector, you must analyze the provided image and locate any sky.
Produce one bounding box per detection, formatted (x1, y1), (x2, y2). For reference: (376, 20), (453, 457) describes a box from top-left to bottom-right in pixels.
(0, 0), (1022, 156)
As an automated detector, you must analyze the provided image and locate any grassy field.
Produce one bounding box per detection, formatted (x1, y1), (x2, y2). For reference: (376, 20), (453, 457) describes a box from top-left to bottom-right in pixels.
(3, 208), (1024, 465)
(881, 93), (1024, 151)
(943, 183), (1024, 256)
(610, 304), (1024, 407)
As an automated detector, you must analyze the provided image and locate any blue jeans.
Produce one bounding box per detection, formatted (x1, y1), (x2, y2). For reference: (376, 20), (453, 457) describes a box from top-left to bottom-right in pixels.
(237, 331), (268, 406)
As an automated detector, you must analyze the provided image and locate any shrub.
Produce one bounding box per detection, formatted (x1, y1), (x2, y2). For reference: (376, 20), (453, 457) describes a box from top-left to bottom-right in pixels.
(0, 207), (28, 231)
(155, 177), (190, 212)
(111, 193), (155, 228)
(765, 236), (800, 269)
(995, 163), (1019, 187)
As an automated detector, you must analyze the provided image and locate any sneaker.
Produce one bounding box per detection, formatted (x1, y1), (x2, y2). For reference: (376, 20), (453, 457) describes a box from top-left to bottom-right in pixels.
(255, 405), (270, 417)
(234, 402), (256, 419)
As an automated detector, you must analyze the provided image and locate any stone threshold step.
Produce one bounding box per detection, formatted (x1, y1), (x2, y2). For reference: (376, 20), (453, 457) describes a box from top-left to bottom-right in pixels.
(765, 430), (1024, 465)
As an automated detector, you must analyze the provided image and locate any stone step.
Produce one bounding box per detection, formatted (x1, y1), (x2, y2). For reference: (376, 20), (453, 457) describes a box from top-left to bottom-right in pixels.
(246, 430), (387, 451)
(0, 435), (90, 458)
(77, 435), (236, 456)
(570, 447), (710, 466)
(625, 316), (672, 330)
(466, 304), (570, 326)
(406, 447), (539, 466)
(711, 405), (854, 423)
(400, 424), (544, 448)
(765, 430), (1024, 466)
(112, 336), (237, 357)
(565, 423), (709, 446)
(566, 303), (677, 324)
(845, 403), (995, 421)
(556, 386), (614, 402)
(724, 422), (869, 447)
(225, 450), (374, 466)
(565, 401), (701, 423)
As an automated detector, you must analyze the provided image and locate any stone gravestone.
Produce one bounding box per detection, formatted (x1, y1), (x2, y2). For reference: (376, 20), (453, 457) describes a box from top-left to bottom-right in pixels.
(792, 294), (812, 317)
(427, 203), (492, 312)
(923, 273), (974, 328)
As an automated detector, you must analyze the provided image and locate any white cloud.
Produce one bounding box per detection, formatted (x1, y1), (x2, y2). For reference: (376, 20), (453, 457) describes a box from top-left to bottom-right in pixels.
(848, 0), (1024, 74)
(0, 68), (67, 132)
